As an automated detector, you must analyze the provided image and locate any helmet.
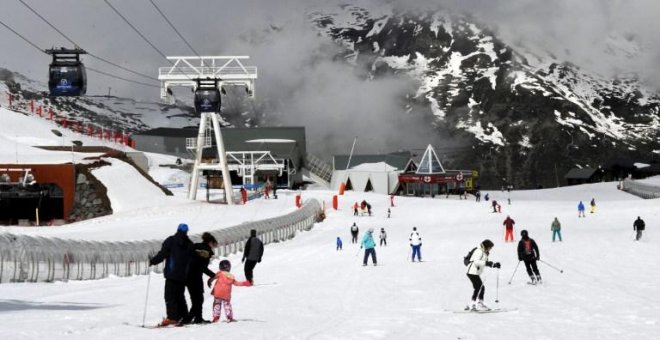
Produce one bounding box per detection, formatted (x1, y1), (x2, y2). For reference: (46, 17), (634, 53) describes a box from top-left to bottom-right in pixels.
(482, 239), (494, 250)
(177, 223), (189, 232)
(521, 230), (529, 238)
(368, 228), (374, 233)
(219, 260), (231, 271)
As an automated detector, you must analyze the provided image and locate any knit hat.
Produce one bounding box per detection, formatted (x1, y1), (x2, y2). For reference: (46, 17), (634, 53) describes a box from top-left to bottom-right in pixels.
(177, 223), (189, 233)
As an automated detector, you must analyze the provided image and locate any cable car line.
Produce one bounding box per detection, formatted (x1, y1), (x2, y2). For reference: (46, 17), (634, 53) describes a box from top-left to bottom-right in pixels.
(16, 0), (158, 82)
(0, 17), (159, 89)
(148, 0), (200, 57)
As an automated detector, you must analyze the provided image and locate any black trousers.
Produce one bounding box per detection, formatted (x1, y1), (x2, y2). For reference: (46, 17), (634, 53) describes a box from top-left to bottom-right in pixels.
(524, 259), (540, 278)
(467, 274), (485, 301)
(164, 279), (188, 321)
(380, 239), (386, 246)
(186, 276), (205, 321)
(351, 233), (358, 243)
(363, 248), (377, 265)
(244, 259), (258, 282)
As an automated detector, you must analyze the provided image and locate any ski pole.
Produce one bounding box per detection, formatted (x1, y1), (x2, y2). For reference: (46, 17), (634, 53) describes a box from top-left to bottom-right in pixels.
(406, 246), (412, 262)
(141, 270), (152, 328)
(355, 248), (362, 257)
(539, 259), (564, 273)
(495, 268), (500, 303)
(507, 261), (521, 284)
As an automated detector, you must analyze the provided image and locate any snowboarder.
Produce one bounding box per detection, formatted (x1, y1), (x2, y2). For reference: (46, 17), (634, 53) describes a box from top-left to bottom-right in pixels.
(336, 236), (343, 250)
(350, 223), (359, 244)
(353, 202), (359, 216)
(184, 232), (218, 324)
(578, 201), (586, 218)
(207, 260), (252, 323)
(409, 227), (422, 262)
(242, 229), (264, 284)
(590, 198), (596, 214)
(149, 223), (193, 326)
(466, 239), (500, 311)
(503, 215), (515, 242)
(633, 216), (645, 241)
(551, 217), (562, 242)
(379, 228), (387, 246)
(517, 230), (542, 284)
(361, 228), (377, 266)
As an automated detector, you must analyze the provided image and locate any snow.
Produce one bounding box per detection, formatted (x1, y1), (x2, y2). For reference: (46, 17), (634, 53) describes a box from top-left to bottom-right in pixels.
(2, 108), (660, 340)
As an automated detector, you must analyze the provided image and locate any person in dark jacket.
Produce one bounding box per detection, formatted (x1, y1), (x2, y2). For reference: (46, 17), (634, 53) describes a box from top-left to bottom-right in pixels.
(350, 223), (359, 244)
(183, 232), (218, 324)
(242, 229), (264, 283)
(517, 230), (542, 284)
(633, 216), (646, 241)
(149, 223), (193, 326)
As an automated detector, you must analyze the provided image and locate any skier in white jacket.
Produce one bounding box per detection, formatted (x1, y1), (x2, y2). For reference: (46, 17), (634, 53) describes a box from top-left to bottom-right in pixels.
(466, 239), (500, 311)
(409, 227), (422, 262)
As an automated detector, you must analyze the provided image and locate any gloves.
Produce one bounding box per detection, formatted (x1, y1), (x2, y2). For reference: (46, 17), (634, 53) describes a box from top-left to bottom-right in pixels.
(241, 258), (245, 263)
(207, 278), (214, 288)
(360, 246), (363, 249)
(486, 261), (493, 267)
(493, 262), (501, 269)
(419, 243), (422, 246)
(518, 257), (522, 261)
(536, 257), (540, 262)
(258, 259), (261, 263)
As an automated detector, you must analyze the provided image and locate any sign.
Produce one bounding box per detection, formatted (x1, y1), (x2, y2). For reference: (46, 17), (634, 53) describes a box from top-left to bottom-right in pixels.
(455, 173), (464, 181)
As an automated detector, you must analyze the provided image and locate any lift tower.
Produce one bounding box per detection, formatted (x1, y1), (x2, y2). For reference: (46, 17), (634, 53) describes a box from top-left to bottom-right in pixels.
(158, 56), (257, 204)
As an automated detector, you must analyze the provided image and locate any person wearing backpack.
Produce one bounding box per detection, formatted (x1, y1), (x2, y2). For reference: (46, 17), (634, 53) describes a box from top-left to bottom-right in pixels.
(551, 217), (562, 242)
(409, 227), (422, 262)
(465, 239), (500, 311)
(350, 223), (359, 244)
(517, 230), (541, 284)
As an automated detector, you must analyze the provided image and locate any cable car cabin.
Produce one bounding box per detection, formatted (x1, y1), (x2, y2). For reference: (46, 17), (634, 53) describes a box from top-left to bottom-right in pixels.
(194, 78), (221, 114)
(45, 48), (87, 97)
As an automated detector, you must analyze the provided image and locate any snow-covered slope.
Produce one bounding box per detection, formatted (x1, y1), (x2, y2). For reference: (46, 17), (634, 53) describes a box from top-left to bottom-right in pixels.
(0, 184), (658, 339)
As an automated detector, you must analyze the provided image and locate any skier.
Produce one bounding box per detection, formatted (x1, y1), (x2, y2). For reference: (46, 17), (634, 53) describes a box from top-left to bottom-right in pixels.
(466, 239), (500, 311)
(242, 229), (264, 284)
(633, 216), (645, 241)
(503, 215), (515, 242)
(590, 198), (596, 214)
(149, 223), (193, 326)
(184, 232), (218, 324)
(361, 228), (377, 266)
(207, 260), (252, 323)
(353, 202), (359, 216)
(577, 201), (586, 218)
(387, 208), (391, 218)
(551, 217), (562, 242)
(409, 227), (422, 262)
(350, 222), (359, 243)
(379, 227), (387, 246)
(336, 236), (343, 250)
(517, 230), (542, 284)
(484, 193), (489, 201)
(240, 187), (248, 205)
(390, 194), (395, 207)
(367, 203), (372, 216)
(475, 191), (481, 202)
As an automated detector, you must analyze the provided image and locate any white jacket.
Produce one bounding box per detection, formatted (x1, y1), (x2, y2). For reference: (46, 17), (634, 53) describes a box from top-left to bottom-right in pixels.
(409, 231), (422, 246)
(380, 231), (387, 240)
(466, 245), (489, 275)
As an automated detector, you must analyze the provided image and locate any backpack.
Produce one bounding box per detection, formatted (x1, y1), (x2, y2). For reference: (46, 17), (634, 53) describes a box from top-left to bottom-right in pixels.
(463, 247), (477, 266)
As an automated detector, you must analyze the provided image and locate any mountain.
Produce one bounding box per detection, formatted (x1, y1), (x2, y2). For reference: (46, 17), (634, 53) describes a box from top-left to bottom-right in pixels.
(310, 5), (660, 188)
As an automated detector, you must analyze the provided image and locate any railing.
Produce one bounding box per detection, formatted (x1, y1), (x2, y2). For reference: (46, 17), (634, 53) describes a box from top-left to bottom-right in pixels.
(0, 199), (321, 283)
(305, 153), (333, 183)
(621, 179), (660, 199)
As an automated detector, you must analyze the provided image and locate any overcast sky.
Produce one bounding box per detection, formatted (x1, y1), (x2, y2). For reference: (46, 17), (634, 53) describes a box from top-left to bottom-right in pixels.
(1, 0), (659, 154)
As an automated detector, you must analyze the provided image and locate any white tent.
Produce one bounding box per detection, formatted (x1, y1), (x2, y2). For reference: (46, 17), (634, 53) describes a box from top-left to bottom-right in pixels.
(330, 162), (401, 195)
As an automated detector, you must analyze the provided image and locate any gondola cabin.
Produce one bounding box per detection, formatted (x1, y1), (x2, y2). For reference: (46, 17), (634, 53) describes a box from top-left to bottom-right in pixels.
(194, 78), (221, 114)
(45, 48), (87, 97)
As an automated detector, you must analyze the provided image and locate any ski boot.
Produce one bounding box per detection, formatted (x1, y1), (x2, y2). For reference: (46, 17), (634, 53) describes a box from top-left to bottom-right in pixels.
(536, 275), (542, 284)
(529, 276), (537, 285)
(477, 300), (490, 311)
(157, 318), (179, 327)
(465, 301), (477, 311)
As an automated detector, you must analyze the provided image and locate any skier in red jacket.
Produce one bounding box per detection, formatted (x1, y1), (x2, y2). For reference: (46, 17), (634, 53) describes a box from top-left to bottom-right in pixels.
(503, 215), (515, 242)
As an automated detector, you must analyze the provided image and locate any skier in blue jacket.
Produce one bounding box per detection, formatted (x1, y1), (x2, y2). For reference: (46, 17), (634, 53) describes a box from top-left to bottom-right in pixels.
(578, 201), (586, 217)
(361, 228), (377, 266)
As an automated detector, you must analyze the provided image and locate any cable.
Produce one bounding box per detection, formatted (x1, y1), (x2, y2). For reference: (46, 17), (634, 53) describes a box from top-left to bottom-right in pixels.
(16, 0), (158, 82)
(87, 67), (160, 88)
(0, 17), (159, 89)
(104, 0), (170, 60)
(148, 0), (200, 57)
(0, 18), (44, 53)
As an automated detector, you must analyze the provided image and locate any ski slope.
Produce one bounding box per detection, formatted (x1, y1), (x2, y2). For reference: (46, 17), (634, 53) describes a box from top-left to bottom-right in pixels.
(1, 106), (659, 339)
(1, 185), (659, 339)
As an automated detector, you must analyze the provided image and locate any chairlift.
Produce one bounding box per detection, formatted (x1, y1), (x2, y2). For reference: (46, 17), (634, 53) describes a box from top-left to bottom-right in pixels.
(194, 78), (221, 114)
(45, 47), (87, 97)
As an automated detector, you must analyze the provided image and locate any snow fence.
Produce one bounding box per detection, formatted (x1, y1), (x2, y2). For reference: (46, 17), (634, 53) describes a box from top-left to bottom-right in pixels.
(621, 179), (660, 199)
(0, 199), (322, 283)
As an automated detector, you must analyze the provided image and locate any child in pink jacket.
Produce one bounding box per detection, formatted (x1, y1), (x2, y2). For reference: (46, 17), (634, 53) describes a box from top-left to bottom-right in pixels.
(207, 259), (252, 322)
